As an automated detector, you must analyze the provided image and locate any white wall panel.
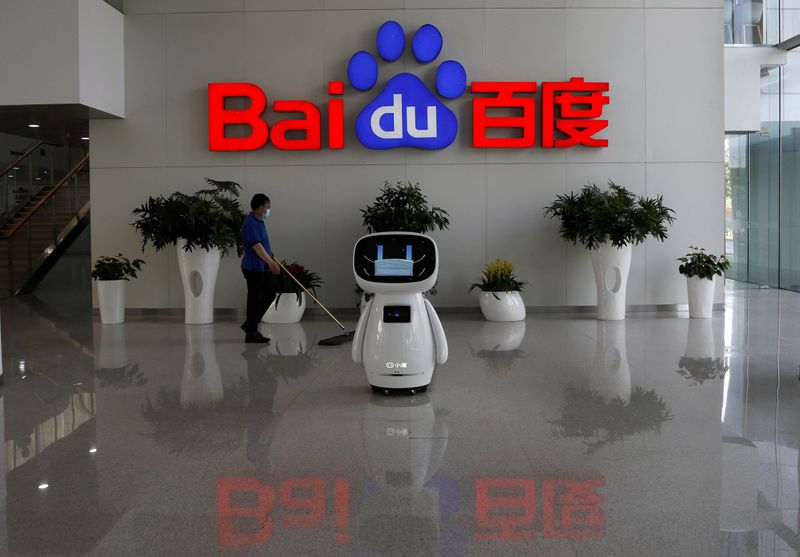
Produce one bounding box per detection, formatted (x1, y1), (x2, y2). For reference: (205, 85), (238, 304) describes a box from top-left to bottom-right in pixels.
(645, 9), (724, 163)
(90, 168), (169, 308)
(644, 163), (725, 305)
(165, 13), (246, 167)
(487, 164), (568, 306)
(90, 15), (166, 168)
(565, 8), (645, 163)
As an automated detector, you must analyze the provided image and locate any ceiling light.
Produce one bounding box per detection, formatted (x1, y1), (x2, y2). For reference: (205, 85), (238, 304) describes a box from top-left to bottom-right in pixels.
(89, 448), (97, 454)
(81, 136), (90, 141)
(38, 483), (49, 490)
(28, 124), (40, 128)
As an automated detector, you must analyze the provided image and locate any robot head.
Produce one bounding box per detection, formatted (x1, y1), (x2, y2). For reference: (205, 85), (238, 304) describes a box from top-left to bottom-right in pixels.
(353, 232), (438, 294)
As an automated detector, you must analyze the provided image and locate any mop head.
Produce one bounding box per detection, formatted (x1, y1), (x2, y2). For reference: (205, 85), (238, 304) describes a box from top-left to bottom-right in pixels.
(319, 331), (355, 346)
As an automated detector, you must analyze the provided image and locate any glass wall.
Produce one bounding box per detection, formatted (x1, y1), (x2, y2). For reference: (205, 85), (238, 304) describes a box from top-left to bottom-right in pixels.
(780, 51), (800, 289)
(724, 135), (749, 281)
(725, 0), (779, 44)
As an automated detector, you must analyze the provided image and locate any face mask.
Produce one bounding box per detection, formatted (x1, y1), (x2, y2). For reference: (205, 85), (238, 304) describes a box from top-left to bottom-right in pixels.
(264, 209), (271, 219)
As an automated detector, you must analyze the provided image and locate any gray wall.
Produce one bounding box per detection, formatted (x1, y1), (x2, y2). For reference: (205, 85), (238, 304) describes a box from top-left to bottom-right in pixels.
(91, 0), (724, 309)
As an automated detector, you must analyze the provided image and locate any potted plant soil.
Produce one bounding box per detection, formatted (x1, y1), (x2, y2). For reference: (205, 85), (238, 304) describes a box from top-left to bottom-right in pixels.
(131, 178), (245, 325)
(544, 181), (675, 321)
(92, 254), (145, 325)
(678, 246), (729, 318)
(469, 259), (527, 321)
(357, 181), (450, 306)
(262, 260), (323, 323)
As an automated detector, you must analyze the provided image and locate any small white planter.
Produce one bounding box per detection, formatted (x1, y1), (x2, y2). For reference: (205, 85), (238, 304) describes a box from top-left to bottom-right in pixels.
(97, 279), (126, 325)
(176, 239), (221, 325)
(478, 291), (526, 322)
(590, 243), (632, 321)
(263, 292), (307, 323)
(686, 276), (716, 319)
(180, 325), (223, 409)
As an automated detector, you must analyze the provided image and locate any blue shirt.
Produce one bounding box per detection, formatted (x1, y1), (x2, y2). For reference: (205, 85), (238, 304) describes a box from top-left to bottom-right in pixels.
(241, 212), (272, 272)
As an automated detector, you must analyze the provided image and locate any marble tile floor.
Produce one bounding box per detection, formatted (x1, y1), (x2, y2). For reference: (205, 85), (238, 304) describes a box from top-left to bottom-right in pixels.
(0, 280), (797, 556)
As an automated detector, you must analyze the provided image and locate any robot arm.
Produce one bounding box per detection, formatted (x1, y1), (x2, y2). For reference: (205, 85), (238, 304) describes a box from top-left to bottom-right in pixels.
(424, 298), (448, 365)
(351, 298), (373, 364)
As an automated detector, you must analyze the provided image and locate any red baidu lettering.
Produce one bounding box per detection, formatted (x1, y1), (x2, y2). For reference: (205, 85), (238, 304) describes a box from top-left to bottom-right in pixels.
(216, 476), (275, 547)
(541, 77), (610, 148)
(208, 83), (269, 151)
(542, 478), (606, 539)
(279, 478), (326, 528)
(471, 82), (537, 148)
(328, 81), (345, 149)
(271, 100), (321, 150)
(475, 477), (536, 540)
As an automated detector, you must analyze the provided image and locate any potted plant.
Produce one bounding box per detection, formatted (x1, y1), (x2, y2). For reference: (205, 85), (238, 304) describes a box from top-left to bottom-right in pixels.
(131, 178), (245, 325)
(677, 246), (729, 319)
(469, 259), (527, 321)
(92, 253), (145, 325)
(357, 181), (450, 305)
(544, 181), (675, 321)
(262, 260), (323, 323)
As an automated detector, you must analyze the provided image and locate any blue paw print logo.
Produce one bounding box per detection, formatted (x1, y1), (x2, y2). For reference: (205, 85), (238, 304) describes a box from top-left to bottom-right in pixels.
(348, 21), (467, 150)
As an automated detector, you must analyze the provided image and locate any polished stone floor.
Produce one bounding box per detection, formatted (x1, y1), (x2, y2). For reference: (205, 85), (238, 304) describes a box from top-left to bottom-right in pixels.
(0, 280), (797, 556)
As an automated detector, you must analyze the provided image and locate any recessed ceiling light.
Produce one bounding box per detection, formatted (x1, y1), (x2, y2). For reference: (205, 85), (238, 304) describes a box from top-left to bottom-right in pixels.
(89, 448), (97, 454)
(81, 136), (90, 141)
(28, 124), (40, 128)
(38, 483), (49, 490)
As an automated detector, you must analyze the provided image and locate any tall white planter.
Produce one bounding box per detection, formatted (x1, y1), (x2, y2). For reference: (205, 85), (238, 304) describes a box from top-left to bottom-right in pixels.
(180, 325), (223, 408)
(97, 279), (126, 325)
(176, 239), (221, 325)
(478, 291), (526, 322)
(590, 243), (632, 321)
(686, 276), (716, 319)
(263, 292), (307, 324)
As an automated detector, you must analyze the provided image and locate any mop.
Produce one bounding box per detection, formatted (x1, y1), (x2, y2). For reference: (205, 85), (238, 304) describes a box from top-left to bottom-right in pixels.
(275, 261), (355, 346)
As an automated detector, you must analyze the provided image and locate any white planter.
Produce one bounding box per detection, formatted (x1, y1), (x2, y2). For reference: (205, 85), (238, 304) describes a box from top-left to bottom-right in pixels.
(180, 325), (223, 408)
(176, 239), (221, 325)
(261, 323), (309, 356)
(686, 276), (716, 319)
(590, 243), (632, 321)
(591, 321), (631, 403)
(97, 279), (126, 325)
(475, 321), (526, 351)
(263, 292), (307, 323)
(478, 291), (526, 322)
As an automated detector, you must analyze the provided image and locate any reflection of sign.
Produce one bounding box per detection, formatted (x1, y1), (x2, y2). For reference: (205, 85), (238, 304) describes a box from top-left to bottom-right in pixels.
(217, 475), (606, 548)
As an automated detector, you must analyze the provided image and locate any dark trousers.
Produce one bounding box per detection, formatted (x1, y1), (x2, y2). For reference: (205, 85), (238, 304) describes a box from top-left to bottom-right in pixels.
(242, 269), (276, 333)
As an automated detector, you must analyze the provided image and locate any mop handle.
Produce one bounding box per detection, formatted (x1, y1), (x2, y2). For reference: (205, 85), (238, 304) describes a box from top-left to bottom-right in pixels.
(276, 260), (347, 332)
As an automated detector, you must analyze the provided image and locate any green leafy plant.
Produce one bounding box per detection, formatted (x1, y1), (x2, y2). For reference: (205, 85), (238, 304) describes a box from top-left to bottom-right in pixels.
(677, 246), (730, 280)
(549, 385), (673, 454)
(131, 178), (246, 257)
(91, 254), (145, 281)
(272, 260), (323, 307)
(469, 259), (527, 299)
(361, 181), (450, 233)
(543, 181), (675, 250)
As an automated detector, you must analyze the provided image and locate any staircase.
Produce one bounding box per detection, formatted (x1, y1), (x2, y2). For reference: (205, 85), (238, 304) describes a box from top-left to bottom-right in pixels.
(0, 150), (90, 297)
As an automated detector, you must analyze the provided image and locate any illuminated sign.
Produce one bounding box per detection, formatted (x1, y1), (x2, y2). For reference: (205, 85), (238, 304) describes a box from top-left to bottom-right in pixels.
(208, 21), (609, 152)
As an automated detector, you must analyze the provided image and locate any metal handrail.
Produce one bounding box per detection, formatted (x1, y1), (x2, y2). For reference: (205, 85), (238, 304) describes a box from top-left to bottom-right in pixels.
(0, 140), (44, 178)
(3, 152), (90, 238)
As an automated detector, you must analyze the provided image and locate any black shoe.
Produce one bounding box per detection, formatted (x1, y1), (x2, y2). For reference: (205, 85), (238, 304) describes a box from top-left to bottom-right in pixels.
(245, 332), (270, 344)
(240, 323), (248, 333)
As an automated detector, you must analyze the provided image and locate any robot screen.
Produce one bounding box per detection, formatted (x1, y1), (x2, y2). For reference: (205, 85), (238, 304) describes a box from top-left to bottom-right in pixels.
(354, 234), (436, 284)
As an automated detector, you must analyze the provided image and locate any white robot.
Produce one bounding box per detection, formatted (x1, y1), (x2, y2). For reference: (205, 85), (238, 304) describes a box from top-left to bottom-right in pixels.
(352, 232), (448, 393)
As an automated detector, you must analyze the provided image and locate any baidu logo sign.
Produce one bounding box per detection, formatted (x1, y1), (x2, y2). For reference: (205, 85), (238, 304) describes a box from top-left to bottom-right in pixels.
(348, 21), (465, 150)
(207, 20), (610, 153)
